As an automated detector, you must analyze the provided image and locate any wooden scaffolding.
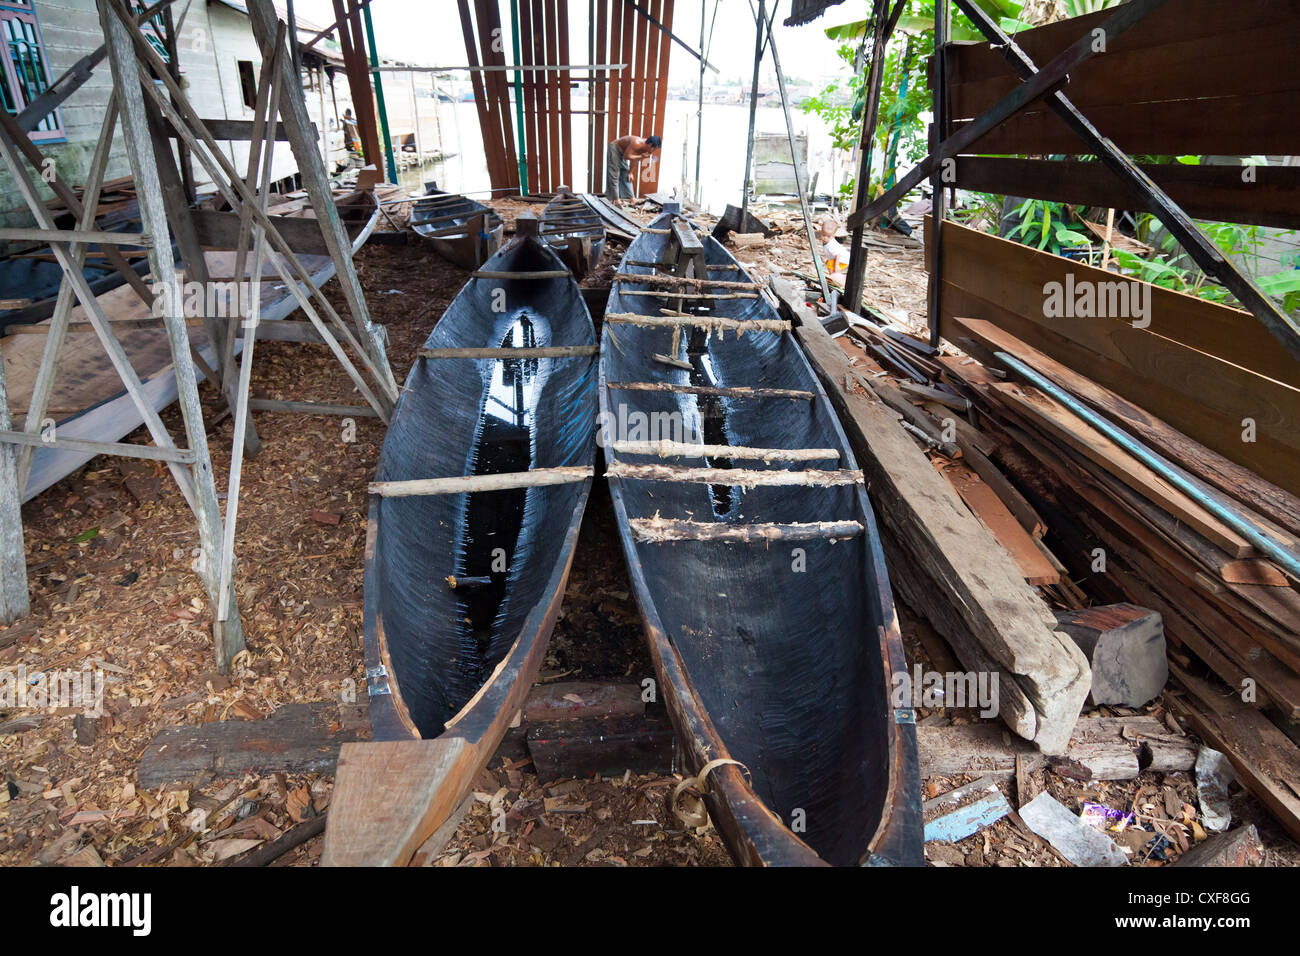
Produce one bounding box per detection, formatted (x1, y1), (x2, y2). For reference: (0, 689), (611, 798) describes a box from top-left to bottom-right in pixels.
(0, 0), (397, 671)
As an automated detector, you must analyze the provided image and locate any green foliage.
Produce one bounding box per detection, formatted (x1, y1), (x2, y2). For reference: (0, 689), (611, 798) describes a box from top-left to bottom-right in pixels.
(1060, 0), (1124, 16)
(802, 0), (1032, 196)
(1117, 214), (1300, 312)
(1005, 198), (1090, 256)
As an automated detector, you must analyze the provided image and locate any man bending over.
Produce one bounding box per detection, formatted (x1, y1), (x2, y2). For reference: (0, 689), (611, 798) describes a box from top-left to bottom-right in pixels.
(605, 134), (662, 200)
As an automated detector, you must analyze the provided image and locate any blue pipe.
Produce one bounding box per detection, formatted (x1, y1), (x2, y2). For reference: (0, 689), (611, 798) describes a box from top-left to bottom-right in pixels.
(994, 350), (1300, 580)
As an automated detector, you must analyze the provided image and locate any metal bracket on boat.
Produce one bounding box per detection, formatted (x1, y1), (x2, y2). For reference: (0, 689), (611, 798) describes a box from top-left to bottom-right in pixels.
(365, 664), (392, 697)
(893, 708), (916, 725)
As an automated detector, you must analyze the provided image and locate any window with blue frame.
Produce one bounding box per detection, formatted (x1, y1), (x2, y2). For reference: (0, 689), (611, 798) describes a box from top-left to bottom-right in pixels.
(0, 1), (64, 142)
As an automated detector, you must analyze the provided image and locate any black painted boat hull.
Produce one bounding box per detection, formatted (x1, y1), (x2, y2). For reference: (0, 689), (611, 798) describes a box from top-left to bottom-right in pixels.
(365, 235), (597, 747)
(541, 190), (606, 278)
(598, 212), (922, 866)
(410, 187), (505, 270)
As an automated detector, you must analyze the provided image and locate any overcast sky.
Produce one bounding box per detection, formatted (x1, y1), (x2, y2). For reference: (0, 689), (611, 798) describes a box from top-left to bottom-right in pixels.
(288, 0), (861, 88)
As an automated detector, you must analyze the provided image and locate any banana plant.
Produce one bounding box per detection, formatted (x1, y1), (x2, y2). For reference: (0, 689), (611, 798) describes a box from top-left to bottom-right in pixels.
(824, 0), (1032, 44)
(1060, 0), (1124, 15)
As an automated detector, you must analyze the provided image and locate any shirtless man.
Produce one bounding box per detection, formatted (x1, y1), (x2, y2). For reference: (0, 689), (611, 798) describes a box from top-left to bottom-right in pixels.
(605, 134), (662, 200)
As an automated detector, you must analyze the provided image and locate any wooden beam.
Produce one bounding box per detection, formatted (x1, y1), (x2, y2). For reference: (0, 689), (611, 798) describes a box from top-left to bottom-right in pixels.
(952, 317), (1300, 538)
(606, 381), (814, 400)
(952, 157), (1300, 232)
(418, 346), (597, 359)
(611, 440), (838, 461)
(370, 466), (593, 497)
(604, 463), (862, 487)
(774, 277), (1089, 754)
(629, 517), (863, 543)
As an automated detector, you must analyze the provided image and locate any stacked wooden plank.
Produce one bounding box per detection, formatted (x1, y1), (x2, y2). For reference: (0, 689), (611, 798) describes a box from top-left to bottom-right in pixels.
(774, 280), (1091, 757)
(935, 317), (1300, 840)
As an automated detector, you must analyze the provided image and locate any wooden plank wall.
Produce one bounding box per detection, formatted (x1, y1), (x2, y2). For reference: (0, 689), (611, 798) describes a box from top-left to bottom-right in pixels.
(927, 219), (1300, 496)
(587, 0), (675, 195)
(946, 0), (1300, 156)
(458, 0), (521, 193)
(455, 1), (676, 196)
(953, 158), (1300, 233)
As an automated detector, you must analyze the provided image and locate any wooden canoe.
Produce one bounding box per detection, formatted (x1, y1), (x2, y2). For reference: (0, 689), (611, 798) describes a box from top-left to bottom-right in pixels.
(409, 183), (504, 270)
(598, 212), (922, 866)
(541, 187), (605, 278)
(323, 218), (597, 865)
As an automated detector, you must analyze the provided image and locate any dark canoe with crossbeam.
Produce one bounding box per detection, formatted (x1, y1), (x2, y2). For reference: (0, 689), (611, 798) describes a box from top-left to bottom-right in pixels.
(540, 187), (605, 278)
(322, 215), (597, 865)
(598, 210), (922, 867)
(409, 183), (504, 270)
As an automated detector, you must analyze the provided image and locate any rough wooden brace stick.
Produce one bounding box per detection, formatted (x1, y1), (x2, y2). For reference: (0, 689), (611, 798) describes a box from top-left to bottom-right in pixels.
(606, 463), (862, 487)
(618, 290), (759, 301)
(613, 273), (761, 291)
(370, 466), (594, 497)
(605, 313), (788, 334)
(419, 346), (598, 359)
(612, 440), (838, 462)
(630, 517), (863, 543)
(607, 381), (814, 400)
(0, 430), (195, 463)
(471, 269), (571, 280)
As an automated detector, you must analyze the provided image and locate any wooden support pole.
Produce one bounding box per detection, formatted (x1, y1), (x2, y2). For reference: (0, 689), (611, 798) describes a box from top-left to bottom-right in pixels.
(0, 122), (199, 517)
(370, 466), (593, 497)
(740, 0), (765, 222)
(247, 0), (399, 403)
(760, 6), (830, 304)
(129, 68), (394, 420)
(842, 0), (906, 313)
(629, 517), (863, 543)
(926, 0), (948, 348)
(99, 0), (244, 670)
(12, 101), (119, 495)
(217, 33), (286, 623)
(0, 356), (30, 625)
(605, 463), (863, 487)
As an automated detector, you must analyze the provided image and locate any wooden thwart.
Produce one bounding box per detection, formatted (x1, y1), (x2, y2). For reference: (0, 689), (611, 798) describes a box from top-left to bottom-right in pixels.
(419, 346), (598, 359)
(613, 273), (761, 292)
(370, 466), (594, 497)
(612, 439), (838, 462)
(605, 313), (788, 334)
(606, 463), (862, 487)
(630, 517), (864, 543)
(471, 269), (571, 280)
(617, 290), (759, 301)
(607, 381), (814, 400)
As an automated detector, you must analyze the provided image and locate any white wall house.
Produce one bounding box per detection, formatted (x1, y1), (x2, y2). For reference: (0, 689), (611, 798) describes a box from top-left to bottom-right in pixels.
(0, 0), (363, 230)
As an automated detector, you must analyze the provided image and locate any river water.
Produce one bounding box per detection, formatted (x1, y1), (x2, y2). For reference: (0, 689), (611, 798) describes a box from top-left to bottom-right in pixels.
(394, 96), (840, 215)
